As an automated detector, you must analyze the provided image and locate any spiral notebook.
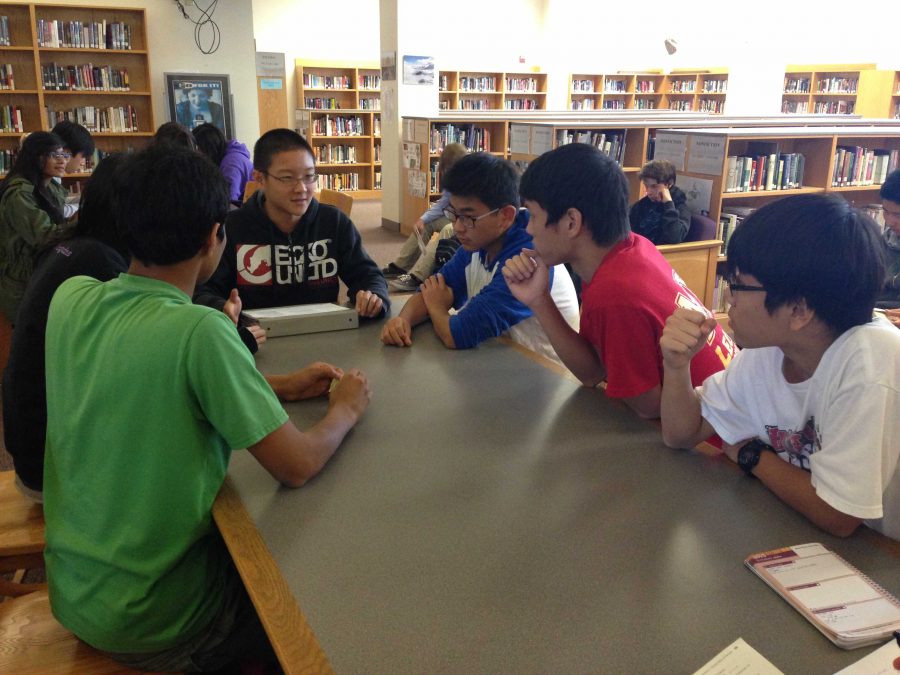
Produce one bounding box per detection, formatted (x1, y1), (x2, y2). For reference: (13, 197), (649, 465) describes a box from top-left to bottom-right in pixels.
(745, 543), (900, 649)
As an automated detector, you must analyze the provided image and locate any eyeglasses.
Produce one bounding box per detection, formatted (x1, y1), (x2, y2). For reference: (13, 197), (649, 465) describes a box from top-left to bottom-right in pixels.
(49, 151), (72, 160)
(725, 276), (766, 294)
(442, 206), (501, 230)
(262, 171), (318, 187)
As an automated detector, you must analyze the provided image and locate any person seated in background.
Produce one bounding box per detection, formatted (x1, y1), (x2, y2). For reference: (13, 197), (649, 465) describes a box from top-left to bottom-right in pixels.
(382, 152), (579, 363)
(192, 122), (254, 207)
(195, 128), (389, 319)
(42, 144), (372, 671)
(877, 168), (900, 309)
(628, 159), (691, 245)
(0, 131), (70, 324)
(383, 143), (469, 291)
(151, 121), (197, 150)
(3, 153), (130, 501)
(660, 194), (899, 540)
(502, 143), (733, 420)
(50, 120), (95, 219)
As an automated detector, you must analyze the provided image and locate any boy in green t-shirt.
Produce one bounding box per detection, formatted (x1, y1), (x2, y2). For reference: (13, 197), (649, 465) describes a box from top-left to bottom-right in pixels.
(43, 145), (371, 672)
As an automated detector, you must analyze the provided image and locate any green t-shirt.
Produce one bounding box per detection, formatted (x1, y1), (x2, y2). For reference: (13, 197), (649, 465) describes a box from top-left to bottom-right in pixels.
(43, 273), (288, 653)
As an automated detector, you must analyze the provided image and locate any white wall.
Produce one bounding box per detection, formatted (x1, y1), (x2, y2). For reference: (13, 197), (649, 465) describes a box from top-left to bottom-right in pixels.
(50, 0), (260, 144)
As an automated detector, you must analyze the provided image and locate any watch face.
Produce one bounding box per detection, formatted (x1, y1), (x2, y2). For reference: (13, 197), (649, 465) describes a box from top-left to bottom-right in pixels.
(738, 443), (761, 473)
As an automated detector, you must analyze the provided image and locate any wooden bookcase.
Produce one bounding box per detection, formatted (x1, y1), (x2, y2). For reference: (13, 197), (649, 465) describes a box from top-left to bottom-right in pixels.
(0, 3), (155, 176)
(294, 60), (382, 197)
(295, 61), (381, 111)
(294, 108), (381, 198)
(438, 70), (547, 111)
(568, 71), (728, 113)
(782, 64), (896, 117)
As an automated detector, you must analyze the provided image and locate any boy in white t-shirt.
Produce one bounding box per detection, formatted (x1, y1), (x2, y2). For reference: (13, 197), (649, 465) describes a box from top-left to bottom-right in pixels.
(660, 194), (900, 540)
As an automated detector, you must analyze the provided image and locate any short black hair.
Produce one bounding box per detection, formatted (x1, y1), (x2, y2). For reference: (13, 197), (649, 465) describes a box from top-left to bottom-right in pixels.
(441, 152), (520, 209)
(253, 128), (313, 173)
(117, 145), (229, 266)
(51, 120), (95, 157)
(192, 123), (227, 166)
(73, 153), (129, 256)
(727, 194), (883, 335)
(639, 159), (677, 185)
(153, 122), (197, 151)
(520, 143), (629, 247)
(881, 169), (900, 203)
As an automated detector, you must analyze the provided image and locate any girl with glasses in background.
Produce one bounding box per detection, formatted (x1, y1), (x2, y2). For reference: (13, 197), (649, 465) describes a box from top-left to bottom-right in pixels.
(0, 131), (71, 324)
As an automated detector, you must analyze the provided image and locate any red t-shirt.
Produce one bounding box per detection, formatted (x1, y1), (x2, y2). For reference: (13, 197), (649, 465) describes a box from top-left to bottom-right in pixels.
(580, 233), (736, 399)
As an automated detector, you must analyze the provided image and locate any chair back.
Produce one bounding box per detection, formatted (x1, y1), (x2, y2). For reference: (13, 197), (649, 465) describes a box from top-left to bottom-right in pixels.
(657, 240), (722, 309)
(242, 180), (261, 203)
(318, 188), (353, 217)
(686, 213), (717, 242)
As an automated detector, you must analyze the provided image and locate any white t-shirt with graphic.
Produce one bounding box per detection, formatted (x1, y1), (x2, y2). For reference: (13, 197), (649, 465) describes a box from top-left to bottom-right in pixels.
(697, 317), (900, 540)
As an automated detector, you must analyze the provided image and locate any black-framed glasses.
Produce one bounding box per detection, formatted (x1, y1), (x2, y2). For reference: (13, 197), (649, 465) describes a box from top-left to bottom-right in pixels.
(262, 171), (318, 187)
(442, 206), (501, 230)
(725, 277), (766, 294)
(49, 151), (72, 160)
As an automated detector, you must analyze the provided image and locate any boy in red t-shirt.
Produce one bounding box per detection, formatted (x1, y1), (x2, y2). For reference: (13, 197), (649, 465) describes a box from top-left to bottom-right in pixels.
(502, 142), (735, 420)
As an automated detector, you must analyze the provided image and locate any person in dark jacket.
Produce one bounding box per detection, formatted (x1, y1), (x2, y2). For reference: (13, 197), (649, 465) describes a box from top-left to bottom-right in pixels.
(195, 128), (388, 318)
(193, 123), (254, 206)
(628, 159), (691, 245)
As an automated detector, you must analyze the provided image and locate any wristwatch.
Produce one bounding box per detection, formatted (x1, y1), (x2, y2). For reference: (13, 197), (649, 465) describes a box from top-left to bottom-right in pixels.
(737, 440), (774, 476)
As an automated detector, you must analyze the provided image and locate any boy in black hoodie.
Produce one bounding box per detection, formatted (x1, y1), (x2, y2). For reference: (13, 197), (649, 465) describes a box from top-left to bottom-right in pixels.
(196, 128), (389, 320)
(628, 159), (691, 245)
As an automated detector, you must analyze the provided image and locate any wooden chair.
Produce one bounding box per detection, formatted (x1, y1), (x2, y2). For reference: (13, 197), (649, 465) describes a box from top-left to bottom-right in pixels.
(0, 471), (47, 599)
(657, 239), (722, 310)
(0, 590), (152, 674)
(242, 180), (261, 203)
(317, 188), (353, 217)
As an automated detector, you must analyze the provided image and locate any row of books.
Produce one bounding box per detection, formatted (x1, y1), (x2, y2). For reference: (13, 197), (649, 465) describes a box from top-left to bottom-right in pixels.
(831, 146), (899, 187)
(816, 77), (857, 94)
(814, 100), (855, 115)
(505, 77), (539, 92)
(669, 80), (696, 93)
(668, 100), (693, 111)
(45, 105), (139, 133)
(459, 77), (497, 92)
(41, 63), (130, 92)
(572, 80), (596, 93)
(503, 99), (541, 110)
(374, 170), (382, 190)
(782, 100), (810, 114)
(784, 77), (811, 93)
(557, 130), (626, 165)
(358, 75), (380, 90)
(571, 100), (596, 110)
(604, 80), (628, 93)
(635, 80), (658, 93)
(0, 17), (9, 47)
(311, 115), (366, 137)
(0, 63), (14, 90)
(698, 99), (725, 113)
(430, 160), (440, 192)
(313, 144), (359, 165)
(358, 97), (380, 110)
(701, 80), (727, 93)
(0, 105), (24, 133)
(724, 150), (806, 193)
(316, 172), (359, 191)
(458, 99), (495, 110)
(304, 97), (341, 110)
(302, 74), (351, 90)
(0, 148), (15, 173)
(37, 19), (132, 50)
(373, 143), (381, 162)
(430, 123), (492, 154)
(634, 99), (658, 110)
(602, 100), (627, 110)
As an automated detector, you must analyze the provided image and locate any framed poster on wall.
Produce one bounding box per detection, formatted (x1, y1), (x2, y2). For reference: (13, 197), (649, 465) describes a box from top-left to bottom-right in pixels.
(165, 72), (233, 138)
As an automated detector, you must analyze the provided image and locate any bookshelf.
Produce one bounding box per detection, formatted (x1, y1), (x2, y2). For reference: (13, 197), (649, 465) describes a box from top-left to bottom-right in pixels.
(782, 64), (896, 117)
(568, 71), (728, 113)
(438, 70), (547, 111)
(295, 61), (382, 111)
(0, 3), (155, 177)
(295, 108), (381, 198)
(294, 60), (382, 197)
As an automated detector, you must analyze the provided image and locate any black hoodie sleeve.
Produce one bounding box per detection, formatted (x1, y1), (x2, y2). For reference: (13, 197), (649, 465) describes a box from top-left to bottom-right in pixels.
(656, 191), (691, 245)
(334, 210), (391, 317)
(193, 240), (235, 312)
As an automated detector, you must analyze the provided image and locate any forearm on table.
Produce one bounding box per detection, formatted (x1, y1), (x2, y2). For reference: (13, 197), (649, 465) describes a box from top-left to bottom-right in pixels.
(660, 363), (707, 447)
(531, 294), (604, 385)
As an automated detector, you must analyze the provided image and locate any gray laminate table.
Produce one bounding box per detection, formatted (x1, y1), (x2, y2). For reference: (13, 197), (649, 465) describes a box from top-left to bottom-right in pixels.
(213, 308), (900, 675)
